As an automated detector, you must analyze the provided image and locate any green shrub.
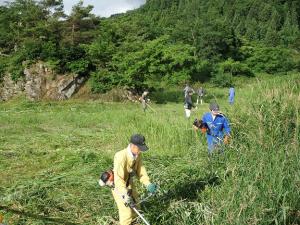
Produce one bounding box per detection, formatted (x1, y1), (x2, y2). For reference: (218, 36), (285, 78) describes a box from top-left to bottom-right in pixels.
(66, 59), (91, 75)
(150, 88), (183, 103)
(7, 53), (26, 81)
(0, 57), (7, 81)
(9, 66), (24, 81)
(45, 59), (61, 73)
(40, 42), (58, 60)
(58, 45), (87, 73)
(211, 71), (234, 87)
(89, 69), (116, 93)
(245, 47), (296, 73)
(190, 60), (213, 82)
(218, 58), (254, 77)
(22, 39), (43, 60)
(210, 58), (253, 87)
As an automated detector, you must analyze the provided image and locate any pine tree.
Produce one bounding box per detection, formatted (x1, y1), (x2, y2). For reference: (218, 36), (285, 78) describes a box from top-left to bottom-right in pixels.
(279, 3), (300, 46)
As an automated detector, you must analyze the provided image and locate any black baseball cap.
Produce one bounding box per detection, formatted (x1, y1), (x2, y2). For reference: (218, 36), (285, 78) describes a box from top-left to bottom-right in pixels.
(130, 134), (148, 151)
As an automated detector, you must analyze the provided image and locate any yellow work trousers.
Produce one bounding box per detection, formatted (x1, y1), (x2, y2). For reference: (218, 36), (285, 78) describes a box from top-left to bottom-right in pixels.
(112, 189), (139, 225)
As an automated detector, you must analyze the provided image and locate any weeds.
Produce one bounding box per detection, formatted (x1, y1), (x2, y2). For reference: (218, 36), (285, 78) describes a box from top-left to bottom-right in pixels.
(0, 74), (299, 224)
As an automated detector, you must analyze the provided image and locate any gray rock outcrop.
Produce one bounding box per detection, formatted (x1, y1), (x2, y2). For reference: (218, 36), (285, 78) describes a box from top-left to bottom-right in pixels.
(0, 62), (87, 101)
(0, 75), (25, 101)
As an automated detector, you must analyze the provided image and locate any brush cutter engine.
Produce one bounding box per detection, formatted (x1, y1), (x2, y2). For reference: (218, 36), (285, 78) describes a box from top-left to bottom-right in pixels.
(193, 119), (208, 133)
(99, 169), (114, 187)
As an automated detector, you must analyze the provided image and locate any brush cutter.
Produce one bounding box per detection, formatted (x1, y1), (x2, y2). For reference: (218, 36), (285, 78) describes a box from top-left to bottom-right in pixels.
(99, 170), (154, 225)
(112, 187), (152, 225)
(131, 205), (151, 225)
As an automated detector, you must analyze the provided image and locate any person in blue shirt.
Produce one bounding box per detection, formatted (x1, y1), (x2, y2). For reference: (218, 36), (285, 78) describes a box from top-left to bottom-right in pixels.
(229, 87), (235, 105)
(193, 102), (231, 154)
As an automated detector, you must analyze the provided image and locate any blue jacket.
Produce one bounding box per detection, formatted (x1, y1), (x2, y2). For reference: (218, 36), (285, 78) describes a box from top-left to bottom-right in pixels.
(202, 112), (231, 151)
(229, 88), (235, 97)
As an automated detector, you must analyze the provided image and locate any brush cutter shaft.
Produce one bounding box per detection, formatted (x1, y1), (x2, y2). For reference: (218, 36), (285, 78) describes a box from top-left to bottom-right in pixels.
(145, 103), (157, 112)
(113, 187), (152, 225)
(132, 207), (151, 225)
(136, 193), (153, 205)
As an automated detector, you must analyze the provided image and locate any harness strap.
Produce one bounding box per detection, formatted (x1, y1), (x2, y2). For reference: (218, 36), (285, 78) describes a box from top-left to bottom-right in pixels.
(126, 160), (136, 187)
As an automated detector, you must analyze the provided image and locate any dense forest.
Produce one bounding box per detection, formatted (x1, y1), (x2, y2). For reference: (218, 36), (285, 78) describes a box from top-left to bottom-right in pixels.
(0, 0), (300, 93)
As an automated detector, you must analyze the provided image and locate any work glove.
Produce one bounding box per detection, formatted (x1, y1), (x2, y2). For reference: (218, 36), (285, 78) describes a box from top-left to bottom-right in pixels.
(193, 118), (200, 128)
(223, 135), (230, 145)
(123, 194), (134, 207)
(193, 126), (199, 134)
(147, 183), (157, 194)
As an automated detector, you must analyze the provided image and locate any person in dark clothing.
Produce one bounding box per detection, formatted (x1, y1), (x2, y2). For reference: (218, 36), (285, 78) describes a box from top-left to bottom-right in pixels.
(184, 90), (194, 118)
(196, 87), (205, 105)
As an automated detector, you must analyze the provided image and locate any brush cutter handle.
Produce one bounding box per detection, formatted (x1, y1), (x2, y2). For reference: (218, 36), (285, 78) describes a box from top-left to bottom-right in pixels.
(123, 194), (135, 207)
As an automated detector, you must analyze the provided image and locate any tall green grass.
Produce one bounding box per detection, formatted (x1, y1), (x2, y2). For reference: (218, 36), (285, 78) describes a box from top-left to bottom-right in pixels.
(0, 74), (299, 224)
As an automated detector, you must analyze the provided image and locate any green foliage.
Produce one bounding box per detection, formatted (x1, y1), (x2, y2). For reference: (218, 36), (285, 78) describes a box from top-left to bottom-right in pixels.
(150, 89), (183, 103)
(217, 58), (254, 77)
(64, 0), (99, 45)
(113, 36), (198, 88)
(6, 51), (27, 81)
(0, 57), (8, 81)
(88, 35), (200, 92)
(40, 41), (59, 60)
(8, 66), (24, 81)
(21, 39), (43, 60)
(44, 59), (61, 72)
(1, 0), (300, 91)
(87, 35), (115, 67)
(191, 60), (213, 82)
(279, 4), (300, 47)
(211, 71), (234, 87)
(89, 69), (116, 93)
(245, 47), (297, 73)
(66, 59), (91, 75)
(0, 0), (97, 80)
(210, 58), (253, 87)
(58, 44), (92, 75)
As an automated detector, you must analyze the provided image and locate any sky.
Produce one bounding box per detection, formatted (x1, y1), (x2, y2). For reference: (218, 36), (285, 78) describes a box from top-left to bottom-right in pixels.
(0, 0), (146, 17)
(64, 0), (146, 17)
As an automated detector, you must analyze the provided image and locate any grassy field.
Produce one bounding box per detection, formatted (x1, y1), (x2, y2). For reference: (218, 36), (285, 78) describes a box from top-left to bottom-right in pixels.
(0, 74), (299, 225)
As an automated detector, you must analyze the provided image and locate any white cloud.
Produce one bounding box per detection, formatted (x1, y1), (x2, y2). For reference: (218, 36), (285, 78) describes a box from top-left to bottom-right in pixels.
(0, 0), (10, 5)
(0, 0), (146, 17)
(64, 0), (146, 17)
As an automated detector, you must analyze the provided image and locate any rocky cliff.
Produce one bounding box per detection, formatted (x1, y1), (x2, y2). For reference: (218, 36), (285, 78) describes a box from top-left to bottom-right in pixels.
(0, 62), (87, 101)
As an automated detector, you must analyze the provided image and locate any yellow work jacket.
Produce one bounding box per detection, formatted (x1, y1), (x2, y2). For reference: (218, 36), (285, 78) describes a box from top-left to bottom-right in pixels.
(113, 146), (151, 195)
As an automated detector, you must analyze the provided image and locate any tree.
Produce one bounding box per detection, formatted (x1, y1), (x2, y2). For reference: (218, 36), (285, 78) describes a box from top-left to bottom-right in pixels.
(64, 0), (99, 45)
(279, 4), (300, 46)
(265, 10), (280, 46)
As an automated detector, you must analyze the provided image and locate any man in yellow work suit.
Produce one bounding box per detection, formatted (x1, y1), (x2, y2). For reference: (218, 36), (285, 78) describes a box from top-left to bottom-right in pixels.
(112, 134), (157, 225)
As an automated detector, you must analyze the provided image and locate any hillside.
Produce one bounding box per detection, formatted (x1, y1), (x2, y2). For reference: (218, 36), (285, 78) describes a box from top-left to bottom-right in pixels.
(0, 0), (300, 98)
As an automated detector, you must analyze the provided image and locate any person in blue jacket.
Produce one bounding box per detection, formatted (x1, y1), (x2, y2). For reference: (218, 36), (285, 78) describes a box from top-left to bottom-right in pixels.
(194, 102), (231, 154)
(229, 86), (235, 105)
